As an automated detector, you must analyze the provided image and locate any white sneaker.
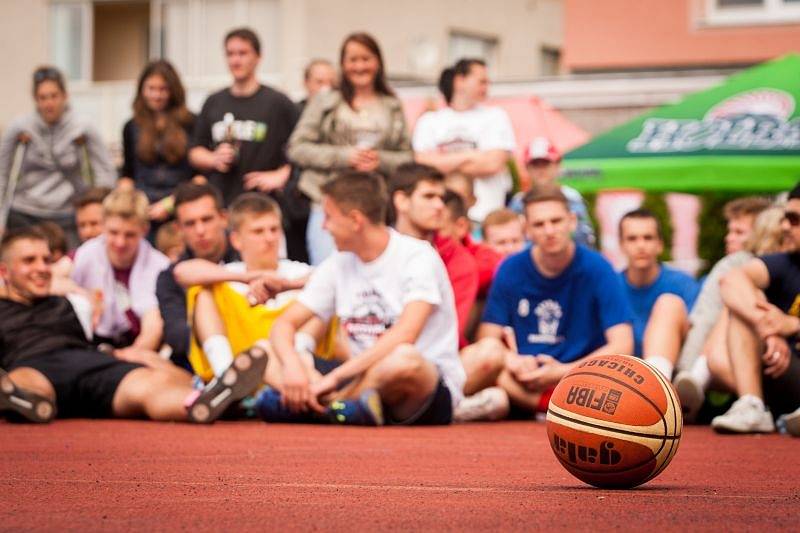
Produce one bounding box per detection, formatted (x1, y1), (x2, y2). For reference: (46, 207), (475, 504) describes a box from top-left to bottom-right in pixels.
(454, 387), (510, 422)
(711, 395), (775, 434)
(673, 371), (704, 424)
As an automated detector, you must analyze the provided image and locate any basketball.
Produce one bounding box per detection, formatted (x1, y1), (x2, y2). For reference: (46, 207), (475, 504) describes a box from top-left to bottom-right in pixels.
(546, 354), (682, 488)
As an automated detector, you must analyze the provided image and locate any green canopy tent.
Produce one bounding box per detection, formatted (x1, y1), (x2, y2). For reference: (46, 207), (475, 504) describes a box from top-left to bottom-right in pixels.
(561, 54), (800, 193)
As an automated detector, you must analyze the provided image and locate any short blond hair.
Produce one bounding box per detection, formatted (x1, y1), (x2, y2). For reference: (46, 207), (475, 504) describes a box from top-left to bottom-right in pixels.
(102, 188), (149, 225)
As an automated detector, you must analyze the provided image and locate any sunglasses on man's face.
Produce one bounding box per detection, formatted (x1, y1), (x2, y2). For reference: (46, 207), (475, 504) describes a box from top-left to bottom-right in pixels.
(783, 211), (800, 226)
(33, 68), (62, 83)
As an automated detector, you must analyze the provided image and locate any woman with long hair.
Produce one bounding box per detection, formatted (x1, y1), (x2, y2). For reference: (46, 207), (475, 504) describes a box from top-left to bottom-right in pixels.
(288, 32), (413, 265)
(120, 60), (196, 232)
(0, 66), (116, 247)
(412, 58), (516, 224)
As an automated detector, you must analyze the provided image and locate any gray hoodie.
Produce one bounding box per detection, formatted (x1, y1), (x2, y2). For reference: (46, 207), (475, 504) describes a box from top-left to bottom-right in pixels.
(0, 108), (115, 218)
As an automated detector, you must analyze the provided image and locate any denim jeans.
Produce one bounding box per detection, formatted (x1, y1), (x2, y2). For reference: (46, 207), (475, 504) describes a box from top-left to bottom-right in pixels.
(306, 203), (336, 266)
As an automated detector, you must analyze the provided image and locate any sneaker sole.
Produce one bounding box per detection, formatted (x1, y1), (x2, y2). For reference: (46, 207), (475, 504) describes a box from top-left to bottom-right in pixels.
(0, 369), (56, 423)
(784, 411), (800, 437)
(189, 345), (268, 424)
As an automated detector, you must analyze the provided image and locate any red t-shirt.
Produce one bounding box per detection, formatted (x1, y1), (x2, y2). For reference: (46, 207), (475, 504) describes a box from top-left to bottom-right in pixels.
(112, 267), (141, 339)
(433, 233), (478, 348)
(462, 234), (503, 299)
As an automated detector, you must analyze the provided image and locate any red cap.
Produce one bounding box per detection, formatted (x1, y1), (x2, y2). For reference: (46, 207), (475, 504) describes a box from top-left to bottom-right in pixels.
(525, 137), (561, 163)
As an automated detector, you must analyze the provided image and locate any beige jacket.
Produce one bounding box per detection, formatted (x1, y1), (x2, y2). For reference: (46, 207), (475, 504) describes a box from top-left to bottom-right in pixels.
(287, 90), (412, 203)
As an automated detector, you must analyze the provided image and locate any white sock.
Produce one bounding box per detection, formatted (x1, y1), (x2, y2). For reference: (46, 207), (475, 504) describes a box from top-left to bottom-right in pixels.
(647, 356), (674, 379)
(689, 355), (711, 389)
(294, 331), (317, 354)
(202, 335), (234, 377)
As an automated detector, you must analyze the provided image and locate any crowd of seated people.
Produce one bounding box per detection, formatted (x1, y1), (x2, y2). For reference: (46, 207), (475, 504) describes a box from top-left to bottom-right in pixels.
(0, 26), (798, 436)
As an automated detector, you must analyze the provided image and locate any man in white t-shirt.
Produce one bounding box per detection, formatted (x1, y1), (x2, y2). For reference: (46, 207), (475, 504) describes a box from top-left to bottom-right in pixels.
(258, 170), (465, 426)
(413, 58), (516, 223)
(173, 193), (313, 383)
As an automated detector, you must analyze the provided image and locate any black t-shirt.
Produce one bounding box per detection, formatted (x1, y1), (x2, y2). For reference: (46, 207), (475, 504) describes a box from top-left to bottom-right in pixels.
(121, 116), (196, 204)
(760, 252), (800, 316)
(0, 296), (90, 369)
(192, 85), (299, 206)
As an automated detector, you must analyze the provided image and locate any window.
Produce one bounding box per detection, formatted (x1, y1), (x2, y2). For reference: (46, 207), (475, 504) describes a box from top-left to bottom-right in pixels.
(540, 46), (561, 77)
(49, 0), (281, 83)
(448, 31), (497, 66)
(50, 2), (90, 81)
(704, 0), (800, 25)
(163, 0), (281, 81)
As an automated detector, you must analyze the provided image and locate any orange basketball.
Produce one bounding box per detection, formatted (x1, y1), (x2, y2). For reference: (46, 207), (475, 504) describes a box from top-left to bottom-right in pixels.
(545, 354), (682, 489)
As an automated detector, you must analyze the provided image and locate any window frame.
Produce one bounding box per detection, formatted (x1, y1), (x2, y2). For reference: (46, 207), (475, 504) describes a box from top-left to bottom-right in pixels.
(703, 0), (800, 26)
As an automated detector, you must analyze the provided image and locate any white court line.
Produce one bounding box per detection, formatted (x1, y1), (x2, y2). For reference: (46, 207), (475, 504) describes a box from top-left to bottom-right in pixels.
(2, 477), (795, 501)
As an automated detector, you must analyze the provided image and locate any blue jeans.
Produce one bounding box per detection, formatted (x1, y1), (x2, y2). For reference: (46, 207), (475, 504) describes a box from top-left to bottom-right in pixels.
(306, 203), (336, 266)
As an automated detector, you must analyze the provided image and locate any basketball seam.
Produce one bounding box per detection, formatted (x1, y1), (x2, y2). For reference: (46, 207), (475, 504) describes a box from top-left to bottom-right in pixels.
(641, 360), (682, 482)
(561, 371), (672, 437)
(546, 409), (679, 441)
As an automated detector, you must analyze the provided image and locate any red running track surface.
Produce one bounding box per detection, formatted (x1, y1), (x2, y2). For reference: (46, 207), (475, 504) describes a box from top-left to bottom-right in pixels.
(1, 421), (798, 531)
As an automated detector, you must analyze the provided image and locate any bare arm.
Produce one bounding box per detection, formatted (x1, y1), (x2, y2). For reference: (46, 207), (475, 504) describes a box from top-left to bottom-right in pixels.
(188, 145), (235, 174)
(270, 301), (320, 411)
(720, 260), (770, 325)
(457, 149), (510, 178)
(414, 150), (472, 174)
(585, 322), (634, 359)
(325, 301), (433, 385)
(133, 307), (163, 350)
(173, 259), (256, 288)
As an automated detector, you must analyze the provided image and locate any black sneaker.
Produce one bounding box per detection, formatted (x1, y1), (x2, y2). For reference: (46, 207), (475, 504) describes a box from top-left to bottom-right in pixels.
(0, 368), (56, 423)
(187, 344), (268, 423)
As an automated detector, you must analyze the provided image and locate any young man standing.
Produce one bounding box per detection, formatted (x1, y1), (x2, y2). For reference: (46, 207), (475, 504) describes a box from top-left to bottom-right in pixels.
(189, 28), (299, 210)
(390, 163), (479, 347)
(156, 182), (239, 370)
(523, 137), (595, 247)
(261, 171), (465, 426)
(0, 227), (264, 424)
(413, 58), (516, 223)
(713, 192), (800, 434)
(456, 184), (633, 422)
(173, 193), (312, 382)
(71, 188), (169, 350)
(618, 208), (699, 378)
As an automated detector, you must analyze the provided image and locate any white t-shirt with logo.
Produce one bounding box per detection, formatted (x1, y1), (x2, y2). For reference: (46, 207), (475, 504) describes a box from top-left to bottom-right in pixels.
(224, 260), (311, 309)
(297, 230), (465, 407)
(412, 105), (517, 222)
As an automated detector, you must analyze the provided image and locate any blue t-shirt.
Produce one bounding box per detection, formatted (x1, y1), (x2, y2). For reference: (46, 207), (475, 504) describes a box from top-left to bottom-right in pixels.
(482, 245), (632, 362)
(620, 265), (699, 356)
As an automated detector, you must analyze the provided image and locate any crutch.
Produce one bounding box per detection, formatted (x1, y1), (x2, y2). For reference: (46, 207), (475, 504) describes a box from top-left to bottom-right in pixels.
(74, 134), (95, 187)
(0, 133), (31, 237)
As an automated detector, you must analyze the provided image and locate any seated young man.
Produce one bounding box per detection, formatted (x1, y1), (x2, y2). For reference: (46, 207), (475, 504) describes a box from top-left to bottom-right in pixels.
(173, 193), (315, 382)
(482, 208), (526, 258)
(258, 171), (465, 426)
(713, 198), (800, 435)
(73, 186), (112, 246)
(674, 201), (780, 421)
(71, 188), (170, 350)
(0, 227), (265, 424)
(618, 208), (699, 378)
(156, 182), (240, 371)
(672, 196), (772, 419)
(455, 184), (633, 422)
(439, 190), (502, 300)
(390, 163), (479, 348)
